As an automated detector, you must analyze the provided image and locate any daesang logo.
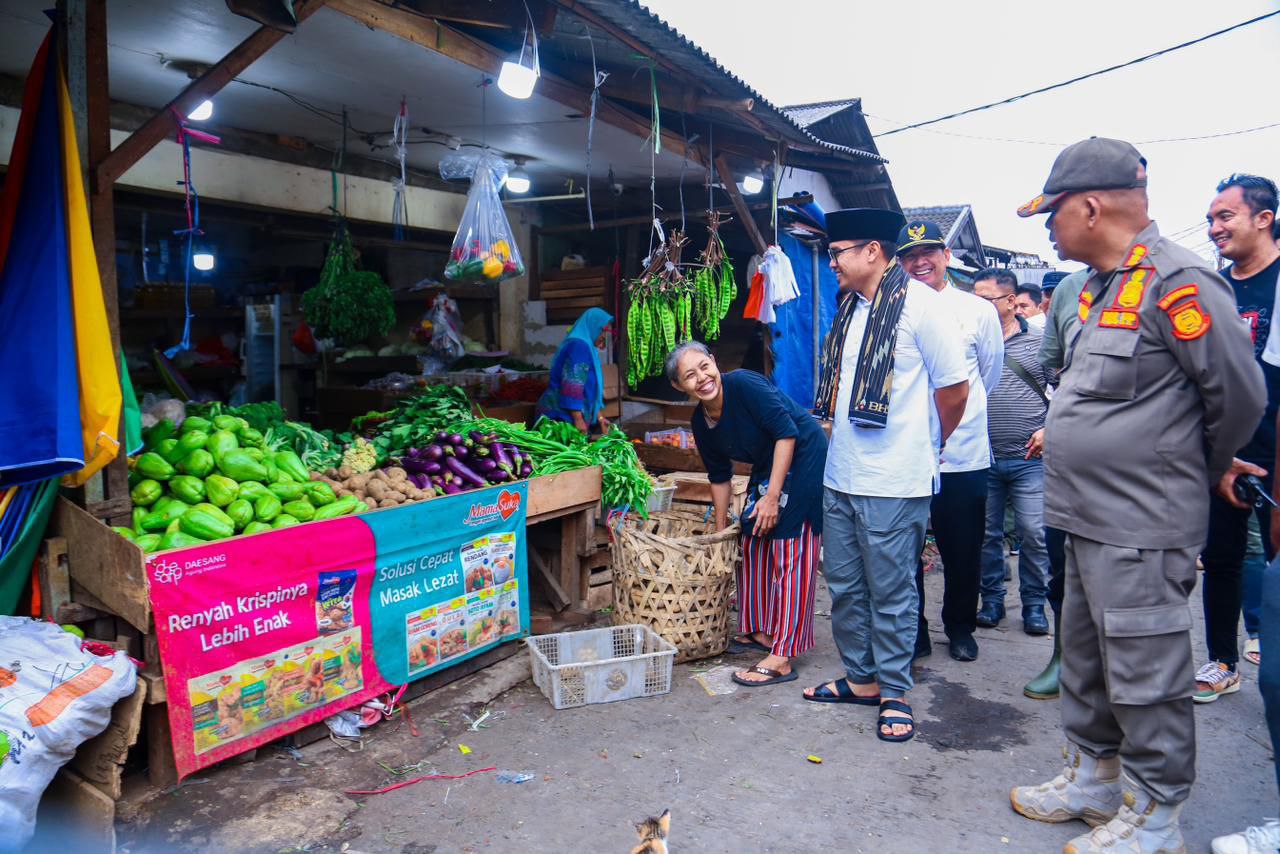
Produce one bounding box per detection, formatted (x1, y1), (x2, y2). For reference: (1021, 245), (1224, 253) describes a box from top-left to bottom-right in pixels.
(464, 490), (522, 526)
(150, 558), (183, 585)
(148, 550), (228, 584)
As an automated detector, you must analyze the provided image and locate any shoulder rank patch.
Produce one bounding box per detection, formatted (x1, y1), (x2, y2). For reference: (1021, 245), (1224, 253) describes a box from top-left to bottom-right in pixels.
(1168, 299), (1211, 341)
(1157, 283), (1199, 311)
(1078, 290), (1095, 323)
(1123, 244), (1149, 268)
(1112, 266), (1153, 309)
(1098, 308), (1140, 330)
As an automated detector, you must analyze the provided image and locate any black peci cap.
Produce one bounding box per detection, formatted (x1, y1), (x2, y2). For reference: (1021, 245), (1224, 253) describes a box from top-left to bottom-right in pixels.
(826, 208), (906, 244)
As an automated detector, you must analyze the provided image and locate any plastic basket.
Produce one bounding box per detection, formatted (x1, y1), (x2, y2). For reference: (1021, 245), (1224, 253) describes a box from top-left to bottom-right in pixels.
(525, 624), (676, 710)
(647, 485), (676, 513)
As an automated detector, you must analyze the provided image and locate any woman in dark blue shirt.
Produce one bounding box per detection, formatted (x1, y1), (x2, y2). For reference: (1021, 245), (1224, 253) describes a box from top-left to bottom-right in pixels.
(667, 342), (827, 687)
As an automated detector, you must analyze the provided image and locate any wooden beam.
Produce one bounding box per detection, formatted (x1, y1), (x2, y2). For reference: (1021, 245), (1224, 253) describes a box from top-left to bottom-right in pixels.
(713, 153), (766, 255)
(537, 193), (813, 234)
(328, 0), (701, 165)
(399, 0), (557, 33)
(95, 0), (330, 193)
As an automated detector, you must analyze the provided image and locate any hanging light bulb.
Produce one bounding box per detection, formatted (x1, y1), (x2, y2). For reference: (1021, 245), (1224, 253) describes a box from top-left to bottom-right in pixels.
(740, 172), (764, 195)
(497, 6), (540, 99)
(192, 250), (216, 271)
(188, 99), (214, 121)
(506, 167), (531, 194)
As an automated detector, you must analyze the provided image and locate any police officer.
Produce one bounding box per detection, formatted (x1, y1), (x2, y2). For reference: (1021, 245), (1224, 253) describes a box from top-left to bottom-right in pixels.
(1008, 138), (1265, 853)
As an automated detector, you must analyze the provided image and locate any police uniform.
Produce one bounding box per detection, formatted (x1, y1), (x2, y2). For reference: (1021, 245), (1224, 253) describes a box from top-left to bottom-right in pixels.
(1010, 138), (1265, 853)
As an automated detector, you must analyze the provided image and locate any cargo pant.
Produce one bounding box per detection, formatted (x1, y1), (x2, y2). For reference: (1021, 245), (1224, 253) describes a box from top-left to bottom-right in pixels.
(1060, 534), (1197, 805)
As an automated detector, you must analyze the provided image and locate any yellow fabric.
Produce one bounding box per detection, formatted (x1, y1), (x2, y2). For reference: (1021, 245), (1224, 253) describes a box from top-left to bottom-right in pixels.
(0, 488), (13, 521)
(57, 67), (121, 486)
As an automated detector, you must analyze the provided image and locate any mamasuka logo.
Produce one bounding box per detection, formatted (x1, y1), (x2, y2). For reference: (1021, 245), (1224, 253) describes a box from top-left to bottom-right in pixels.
(464, 490), (522, 526)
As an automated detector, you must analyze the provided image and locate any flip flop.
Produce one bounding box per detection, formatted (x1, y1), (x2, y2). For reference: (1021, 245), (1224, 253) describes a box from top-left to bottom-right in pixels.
(728, 636), (771, 654)
(1245, 637), (1261, 666)
(731, 666), (798, 687)
(802, 677), (880, 705)
(877, 699), (916, 743)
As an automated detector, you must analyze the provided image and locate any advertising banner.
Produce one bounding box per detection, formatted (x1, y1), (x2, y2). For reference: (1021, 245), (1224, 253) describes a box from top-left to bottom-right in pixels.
(146, 483), (529, 779)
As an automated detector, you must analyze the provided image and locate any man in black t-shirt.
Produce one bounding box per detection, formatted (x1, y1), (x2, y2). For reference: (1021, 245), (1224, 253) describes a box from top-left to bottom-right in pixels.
(1196, 173), (1280, 704)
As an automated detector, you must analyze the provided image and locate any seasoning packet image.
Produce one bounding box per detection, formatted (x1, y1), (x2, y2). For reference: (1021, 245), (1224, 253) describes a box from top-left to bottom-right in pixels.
(316, 569), (357, 635)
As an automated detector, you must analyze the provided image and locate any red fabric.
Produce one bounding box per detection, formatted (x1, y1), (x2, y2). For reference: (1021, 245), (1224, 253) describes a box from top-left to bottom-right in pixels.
(737, 521), (820, 658)
(0, 32), (51, 272)
(742, 270), (766, 321)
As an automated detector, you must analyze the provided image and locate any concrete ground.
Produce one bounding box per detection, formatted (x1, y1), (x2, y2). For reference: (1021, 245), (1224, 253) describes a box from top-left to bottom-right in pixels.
(115, 561), (1276, 854)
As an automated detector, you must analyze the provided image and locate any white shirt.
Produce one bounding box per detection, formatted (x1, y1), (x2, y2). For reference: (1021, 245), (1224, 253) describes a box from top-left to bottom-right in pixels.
(824, 279), (969, 498)
(932, 283), (1005, 473)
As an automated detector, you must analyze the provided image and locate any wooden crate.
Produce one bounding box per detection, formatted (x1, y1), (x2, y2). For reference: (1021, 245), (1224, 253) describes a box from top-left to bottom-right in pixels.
(541, 266), (608, 324)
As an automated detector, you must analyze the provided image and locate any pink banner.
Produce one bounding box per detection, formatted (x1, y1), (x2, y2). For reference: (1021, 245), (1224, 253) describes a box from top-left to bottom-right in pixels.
(146, 518), (392, 778)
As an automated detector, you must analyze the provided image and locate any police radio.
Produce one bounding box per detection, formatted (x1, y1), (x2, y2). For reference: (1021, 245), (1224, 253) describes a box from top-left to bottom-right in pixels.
(1233, 474), (1277, 510)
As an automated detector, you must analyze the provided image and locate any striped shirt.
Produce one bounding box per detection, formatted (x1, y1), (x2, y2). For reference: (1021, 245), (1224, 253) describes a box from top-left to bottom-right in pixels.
(988, 320), (1049, 460)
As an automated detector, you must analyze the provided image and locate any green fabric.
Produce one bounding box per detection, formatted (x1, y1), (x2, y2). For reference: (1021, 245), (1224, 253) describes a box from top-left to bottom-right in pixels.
(121, 349), (143, 456)
(1039, 269), (1090, 374)
(0, 479), (60, 615)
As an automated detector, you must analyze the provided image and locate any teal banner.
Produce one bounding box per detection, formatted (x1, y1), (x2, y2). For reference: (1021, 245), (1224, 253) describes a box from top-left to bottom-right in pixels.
(363, 482), (529, 685)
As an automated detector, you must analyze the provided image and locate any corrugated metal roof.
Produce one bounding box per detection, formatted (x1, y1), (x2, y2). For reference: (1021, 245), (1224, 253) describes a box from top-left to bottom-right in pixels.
(782, 99), (860, 129)
(902, 204), (970, 244)
(579, 1), (887, 163)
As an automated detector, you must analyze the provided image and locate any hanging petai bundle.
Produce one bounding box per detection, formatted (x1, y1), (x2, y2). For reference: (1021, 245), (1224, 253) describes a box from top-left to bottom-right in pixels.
(626, 231), (693, 387)
(691, 210), (736, 341)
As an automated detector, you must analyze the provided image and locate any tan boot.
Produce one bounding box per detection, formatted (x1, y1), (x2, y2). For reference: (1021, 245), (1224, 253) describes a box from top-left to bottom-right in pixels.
(1063, 784), (1186, 854)
(1011, 745), (1123, 827)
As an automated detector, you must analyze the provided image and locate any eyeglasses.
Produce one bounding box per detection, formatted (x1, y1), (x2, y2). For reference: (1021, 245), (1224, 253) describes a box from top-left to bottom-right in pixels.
(827, 241), (872, 263)
(977, 292), (1014, 302)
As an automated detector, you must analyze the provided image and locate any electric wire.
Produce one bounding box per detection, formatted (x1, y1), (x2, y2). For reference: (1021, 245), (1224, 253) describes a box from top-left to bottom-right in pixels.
(873, 10), (1280, 138)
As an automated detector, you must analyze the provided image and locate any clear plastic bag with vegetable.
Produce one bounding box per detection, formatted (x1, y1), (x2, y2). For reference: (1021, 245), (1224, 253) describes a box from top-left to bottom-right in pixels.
(439, 151), (525, 284)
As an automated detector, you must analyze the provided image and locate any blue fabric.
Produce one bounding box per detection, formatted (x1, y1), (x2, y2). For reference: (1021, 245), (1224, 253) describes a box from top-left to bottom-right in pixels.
(0, 57), (83, 487)
(1260, 555), (1280, 801)
(980, 458), (1051, 607)
(769, 232), (837, 409)
(689, 370), (827, 539)
(540, 308), (611, 423)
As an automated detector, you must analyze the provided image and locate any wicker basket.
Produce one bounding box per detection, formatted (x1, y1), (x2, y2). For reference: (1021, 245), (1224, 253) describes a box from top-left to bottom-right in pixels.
(610, 509), (740, 663)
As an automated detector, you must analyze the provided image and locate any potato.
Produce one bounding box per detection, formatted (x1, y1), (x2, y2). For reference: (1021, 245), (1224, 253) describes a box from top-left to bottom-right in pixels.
(336, 466), (353, 481)
(365, 479), (388, 501)
(372, 469), (389, 482)
(402, 487), (424, 501)
(309, 471), (323, 482)
(364, 496), (378, 510)
(325, 468), (339, 480)
(385, 467), (408, 483)
(378, 498), (399, 508)
(335, 487), (353, 499)
(349, 474), (372, 494)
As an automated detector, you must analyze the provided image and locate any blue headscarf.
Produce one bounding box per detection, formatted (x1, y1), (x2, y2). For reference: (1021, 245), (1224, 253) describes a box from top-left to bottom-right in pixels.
(551, 308), (612, 422)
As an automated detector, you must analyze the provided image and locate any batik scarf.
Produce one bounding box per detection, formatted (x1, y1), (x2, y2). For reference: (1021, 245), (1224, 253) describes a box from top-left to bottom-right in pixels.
(814, 261), (910, 428)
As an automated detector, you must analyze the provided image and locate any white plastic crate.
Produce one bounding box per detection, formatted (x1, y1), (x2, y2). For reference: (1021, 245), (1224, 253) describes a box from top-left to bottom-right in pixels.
(525, 624), (676, 709)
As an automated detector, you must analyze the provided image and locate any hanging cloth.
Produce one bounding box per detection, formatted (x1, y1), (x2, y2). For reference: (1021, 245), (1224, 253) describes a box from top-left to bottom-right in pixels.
(391, 97), (409, 239)
(0, 32), (84, 487)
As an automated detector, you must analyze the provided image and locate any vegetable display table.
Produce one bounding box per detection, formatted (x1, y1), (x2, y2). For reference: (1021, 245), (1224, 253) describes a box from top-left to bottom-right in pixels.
(49, 467), (603, 788)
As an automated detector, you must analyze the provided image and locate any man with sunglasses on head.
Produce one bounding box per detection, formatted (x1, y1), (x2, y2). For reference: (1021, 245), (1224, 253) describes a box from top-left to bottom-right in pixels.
(896, 220), (1005, 662)
(1008, 138), (1264, 854)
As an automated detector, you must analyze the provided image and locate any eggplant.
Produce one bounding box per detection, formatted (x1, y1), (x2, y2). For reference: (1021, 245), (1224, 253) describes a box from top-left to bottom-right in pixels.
(519, 463), (534, 478)
(421, 461), (442, 475)
(488, 469), (511, 482)
(444, 455), (487, 487)
(474, 458), (498, 474)
(408, 473), (427, 490)
(429, 475), (445, 489)
(406, 447), (422, 459)
(468, 430), (487, 444)
(421, 444), (444, 462)
(491, 443), (514, 473)
(445, 433), (464, 446)
(436, 431), (451, 443)
(441, 481), (462, 495)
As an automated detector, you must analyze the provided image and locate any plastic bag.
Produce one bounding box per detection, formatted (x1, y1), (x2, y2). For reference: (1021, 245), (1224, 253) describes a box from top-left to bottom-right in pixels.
(0, 618), (137, 851)
(427, 294), (465, 362)
(440, 151), (525, 284)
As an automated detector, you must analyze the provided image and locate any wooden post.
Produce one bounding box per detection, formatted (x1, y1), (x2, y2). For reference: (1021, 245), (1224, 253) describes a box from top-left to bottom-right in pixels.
(713, 153), (768, 256)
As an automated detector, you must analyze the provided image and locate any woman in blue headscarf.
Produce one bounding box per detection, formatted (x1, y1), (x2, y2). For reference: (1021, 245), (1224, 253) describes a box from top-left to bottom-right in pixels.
(536, 308), (613, 434)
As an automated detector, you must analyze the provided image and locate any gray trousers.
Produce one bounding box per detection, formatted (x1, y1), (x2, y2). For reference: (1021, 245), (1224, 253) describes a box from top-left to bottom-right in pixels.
(1061, 533), (1197, 805)
(822, 488), (930, 699)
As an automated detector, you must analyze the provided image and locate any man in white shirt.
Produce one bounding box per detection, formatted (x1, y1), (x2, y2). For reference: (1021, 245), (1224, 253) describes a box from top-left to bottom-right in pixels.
(804, 208), (969, 744)
(897, 220), (1005, 662)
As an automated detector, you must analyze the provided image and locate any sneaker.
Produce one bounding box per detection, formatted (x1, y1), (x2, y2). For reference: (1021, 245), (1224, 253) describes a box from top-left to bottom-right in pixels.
(1212, 819), (1280, 854)
(1193, 662), (1242, 704)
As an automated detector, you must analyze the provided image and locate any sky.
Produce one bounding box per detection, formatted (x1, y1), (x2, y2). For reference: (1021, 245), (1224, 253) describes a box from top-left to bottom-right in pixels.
(639, 0), (1280, 270)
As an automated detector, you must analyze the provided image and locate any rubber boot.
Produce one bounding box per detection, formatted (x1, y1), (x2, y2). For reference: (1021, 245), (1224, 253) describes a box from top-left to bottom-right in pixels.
(1010, 744), (1123, 828)
(1064, 781), (1186, 854)
(1024, 609), (1062, 700)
